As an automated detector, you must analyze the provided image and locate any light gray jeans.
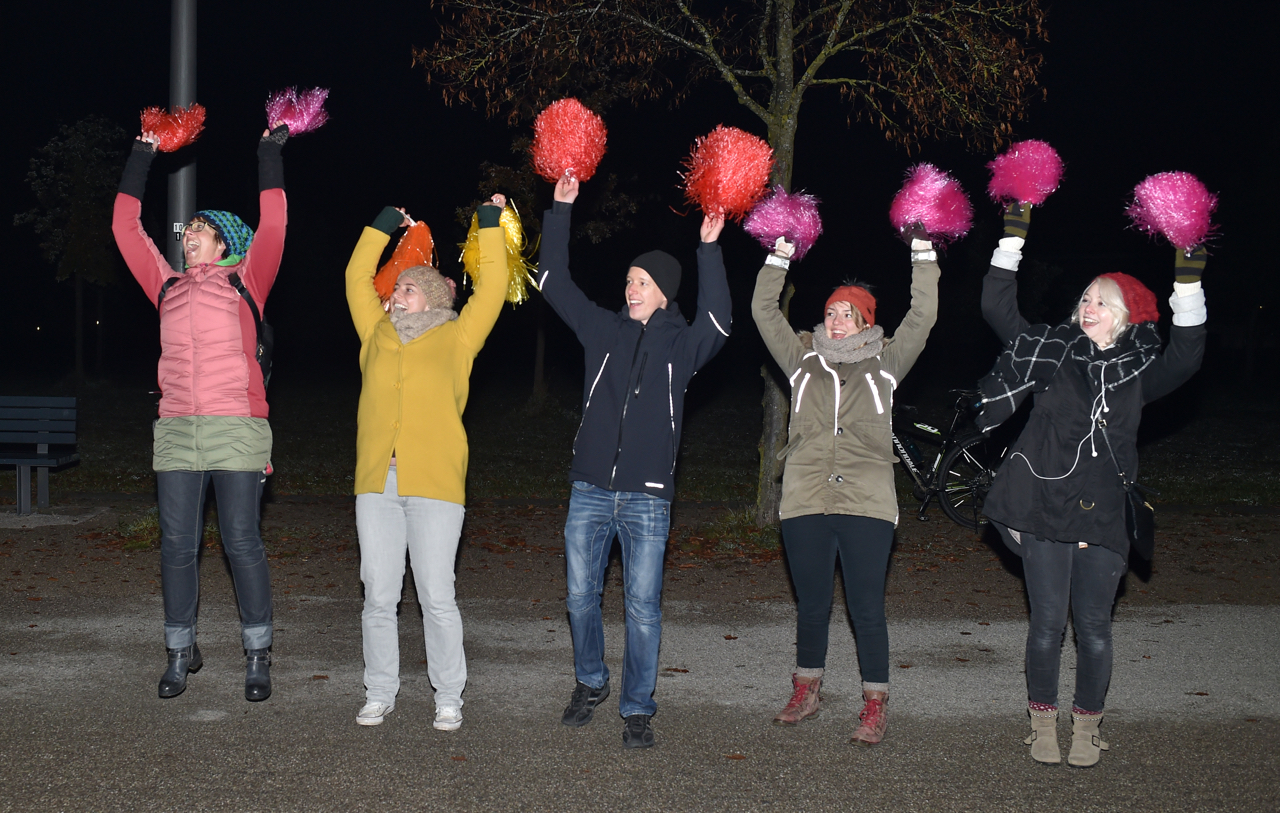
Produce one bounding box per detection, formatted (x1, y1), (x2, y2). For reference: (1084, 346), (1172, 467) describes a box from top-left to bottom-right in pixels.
(356, 467), (466, 708)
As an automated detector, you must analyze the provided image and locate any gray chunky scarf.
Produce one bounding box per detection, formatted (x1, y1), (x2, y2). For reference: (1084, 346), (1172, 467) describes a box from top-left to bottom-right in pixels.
(389, 307), (457, 343)
(810, 324), (885, 364)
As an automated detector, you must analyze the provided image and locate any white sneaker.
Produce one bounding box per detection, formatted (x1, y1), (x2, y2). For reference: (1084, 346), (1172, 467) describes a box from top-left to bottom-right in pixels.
(356, 701), (394, 726)
(434, 706), (463, 731)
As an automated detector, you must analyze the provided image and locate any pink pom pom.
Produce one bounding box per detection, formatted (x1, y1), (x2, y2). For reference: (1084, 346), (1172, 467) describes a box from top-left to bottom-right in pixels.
(743, 186), (823, 260)
(530, 99), (607, 182)
(1126, 171), (1218, 251)
(681, 125), (774, 222)
(140, 104), (206, 152)
(889, 164), (973, 242)
(265, 87), (330, 135)
(987, 140), (1064, 206)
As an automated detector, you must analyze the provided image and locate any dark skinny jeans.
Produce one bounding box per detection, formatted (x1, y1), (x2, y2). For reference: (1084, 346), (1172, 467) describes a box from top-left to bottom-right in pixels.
(157, 470), (273, 650)
(781, 513), (894, 683)
(1022, 534), (1126, 712)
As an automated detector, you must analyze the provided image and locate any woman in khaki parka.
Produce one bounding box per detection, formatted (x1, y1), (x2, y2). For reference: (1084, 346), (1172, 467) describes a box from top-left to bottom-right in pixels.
(750, 232), (940, 746)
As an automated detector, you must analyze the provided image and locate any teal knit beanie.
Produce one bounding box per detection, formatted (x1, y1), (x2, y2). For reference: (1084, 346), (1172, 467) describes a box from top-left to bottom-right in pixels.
(193, 209), (254, 258)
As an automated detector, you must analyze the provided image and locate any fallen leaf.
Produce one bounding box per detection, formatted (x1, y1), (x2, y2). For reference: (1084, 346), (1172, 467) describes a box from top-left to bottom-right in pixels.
(311, 674), (329, 680)
(451, 756), (467, 762)
(898, 664), (913, 669)
(724, 635), (738, 640)
(956, 657), (969, 662)
(978, 621), (989, 626)
(664, 668), (689, 673)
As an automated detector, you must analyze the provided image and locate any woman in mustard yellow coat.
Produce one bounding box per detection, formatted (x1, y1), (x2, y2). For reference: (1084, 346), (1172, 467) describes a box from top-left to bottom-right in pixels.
(345, 196), (507, 730)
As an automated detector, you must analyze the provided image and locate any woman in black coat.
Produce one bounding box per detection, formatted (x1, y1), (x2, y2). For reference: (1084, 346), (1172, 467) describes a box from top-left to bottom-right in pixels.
(977, 203), (1207, 767)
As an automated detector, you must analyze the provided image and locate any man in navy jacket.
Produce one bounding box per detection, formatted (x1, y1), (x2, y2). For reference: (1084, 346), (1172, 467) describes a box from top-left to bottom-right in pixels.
(538, 174), (731, 748)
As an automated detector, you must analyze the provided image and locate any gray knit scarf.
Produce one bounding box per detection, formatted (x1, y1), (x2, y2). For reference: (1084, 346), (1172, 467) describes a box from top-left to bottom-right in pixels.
(810, 324), (885, 364)
(389, 307), (457, 343)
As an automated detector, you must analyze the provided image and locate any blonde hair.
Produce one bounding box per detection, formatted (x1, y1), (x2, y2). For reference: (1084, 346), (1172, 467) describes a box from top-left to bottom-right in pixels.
(1070, 276), (1130, 346)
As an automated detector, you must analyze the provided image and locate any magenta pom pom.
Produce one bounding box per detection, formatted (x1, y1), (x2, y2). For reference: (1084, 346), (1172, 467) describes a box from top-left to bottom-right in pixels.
(743, 186), (823, 260)
(1126, 171), (1218, 251)
(265, 87), (330, 135)
(889, 164), (973, 242)
(531, 98), (608, 182)
(987, 140), (1063, 206)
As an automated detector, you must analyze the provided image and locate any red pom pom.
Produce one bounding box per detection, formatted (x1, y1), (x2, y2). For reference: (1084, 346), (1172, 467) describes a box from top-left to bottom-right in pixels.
(140, 104), (207, 152)
(681, 125), (774, 221)
(888, 163), (973, 243)
(375, 221), (435, 301)
(530, 99), (607, 182)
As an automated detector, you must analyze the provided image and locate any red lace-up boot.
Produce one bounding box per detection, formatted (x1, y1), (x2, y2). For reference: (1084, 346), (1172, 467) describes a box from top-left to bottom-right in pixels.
(850, 688), (889, 746)
(772, 672), (822, 725)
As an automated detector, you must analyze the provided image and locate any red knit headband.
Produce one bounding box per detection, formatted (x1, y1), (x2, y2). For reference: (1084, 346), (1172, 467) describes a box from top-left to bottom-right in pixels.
(1098, 272), (1159, 324)
(826, 286), (877, 327)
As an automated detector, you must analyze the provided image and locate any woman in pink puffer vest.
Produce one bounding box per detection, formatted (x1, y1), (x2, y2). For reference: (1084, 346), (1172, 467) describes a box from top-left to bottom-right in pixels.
(112, 123), (287, 702)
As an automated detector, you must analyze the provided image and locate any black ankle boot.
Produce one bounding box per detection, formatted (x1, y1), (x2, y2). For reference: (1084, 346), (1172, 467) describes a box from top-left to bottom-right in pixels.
(158, 643), (203, 699)
(245, 649), (272, 701)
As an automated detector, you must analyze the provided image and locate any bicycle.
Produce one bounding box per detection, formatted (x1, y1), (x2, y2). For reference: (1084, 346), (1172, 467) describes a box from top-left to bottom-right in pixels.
(891, 389), (1006, 532)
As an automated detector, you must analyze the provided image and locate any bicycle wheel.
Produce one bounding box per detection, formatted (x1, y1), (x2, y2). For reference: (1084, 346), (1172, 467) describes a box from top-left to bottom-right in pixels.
(937, 432), (1003, 532)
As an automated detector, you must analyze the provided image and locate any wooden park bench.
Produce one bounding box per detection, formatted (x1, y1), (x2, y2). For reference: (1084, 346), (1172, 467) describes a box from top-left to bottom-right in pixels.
(0, 396), (80, 515)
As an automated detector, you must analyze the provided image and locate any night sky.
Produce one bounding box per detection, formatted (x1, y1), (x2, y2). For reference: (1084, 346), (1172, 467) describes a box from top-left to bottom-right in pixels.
(3, 1), (1268, 395)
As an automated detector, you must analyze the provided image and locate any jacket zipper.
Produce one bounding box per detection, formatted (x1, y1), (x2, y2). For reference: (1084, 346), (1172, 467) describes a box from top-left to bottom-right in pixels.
(609, 327), (646, 489)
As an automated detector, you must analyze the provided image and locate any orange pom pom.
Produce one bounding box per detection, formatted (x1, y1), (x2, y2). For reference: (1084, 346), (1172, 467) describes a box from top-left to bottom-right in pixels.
(530, 98), (607, 182)
(681, 125), (774, 221)
(140, 104), (207, 152)
(374, 221), (436, 301)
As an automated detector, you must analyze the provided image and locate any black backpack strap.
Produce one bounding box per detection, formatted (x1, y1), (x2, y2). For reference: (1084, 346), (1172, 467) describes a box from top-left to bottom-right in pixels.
(227, 273), (263, 336)
(156, 275), (180, 309)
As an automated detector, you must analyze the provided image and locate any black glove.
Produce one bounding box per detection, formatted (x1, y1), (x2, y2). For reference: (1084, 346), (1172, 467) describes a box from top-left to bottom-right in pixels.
(1003, 202), (1031, 240)
(1175, 245), (1206, 284)
(257, 124), (288, 192)
(901, 222), (930, 245)
(118, 139), (157, 200)
(477, 201), (503, 229)
(371, 206), (403, 235)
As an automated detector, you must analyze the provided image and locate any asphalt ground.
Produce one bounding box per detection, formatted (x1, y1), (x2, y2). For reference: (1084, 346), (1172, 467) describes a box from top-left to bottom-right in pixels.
(3, 504), (1277, 813)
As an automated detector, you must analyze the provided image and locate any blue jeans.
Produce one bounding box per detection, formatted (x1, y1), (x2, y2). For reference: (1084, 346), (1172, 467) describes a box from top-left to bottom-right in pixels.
(564, 481), (670, 718)
(1022, 534), (1126, 712)
(157, 470), (272, 650)
(780, 514), (894, 683)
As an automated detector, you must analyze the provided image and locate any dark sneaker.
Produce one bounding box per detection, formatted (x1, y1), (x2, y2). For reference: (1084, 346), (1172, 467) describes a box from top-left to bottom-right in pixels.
(561, 681), (610, 727)
(622, 714), (655, 749)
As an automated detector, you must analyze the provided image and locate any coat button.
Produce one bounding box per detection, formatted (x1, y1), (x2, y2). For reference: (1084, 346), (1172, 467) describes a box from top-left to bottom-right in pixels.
(836, 427), (843, 434)
(840, 380), (846, 386)
(393, 382), (401, 389)
(392, 421), (400, 429)
(835, 475), (844, 483)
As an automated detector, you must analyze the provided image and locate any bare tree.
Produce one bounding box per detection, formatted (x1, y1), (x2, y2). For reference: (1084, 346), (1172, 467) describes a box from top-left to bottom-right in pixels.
(419, 0), (1046, 525)
(16, 116), (127, 382)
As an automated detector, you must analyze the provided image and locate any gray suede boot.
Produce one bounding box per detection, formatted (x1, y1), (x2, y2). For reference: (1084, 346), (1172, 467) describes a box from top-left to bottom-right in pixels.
(1068, 710), (1109, 768)
(1024, 705), (1061, 764)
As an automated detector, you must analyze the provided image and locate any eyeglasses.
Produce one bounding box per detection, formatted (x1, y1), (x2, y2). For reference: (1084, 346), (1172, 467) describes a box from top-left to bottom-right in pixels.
(183, 220), (216, 235)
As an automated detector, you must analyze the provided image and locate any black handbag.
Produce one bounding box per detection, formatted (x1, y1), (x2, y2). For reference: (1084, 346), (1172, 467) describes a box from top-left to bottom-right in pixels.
(1097, 418), (1157, 560)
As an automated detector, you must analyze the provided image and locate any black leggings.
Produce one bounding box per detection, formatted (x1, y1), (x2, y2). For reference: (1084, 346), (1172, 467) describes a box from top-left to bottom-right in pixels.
(781, 514), (894, 682)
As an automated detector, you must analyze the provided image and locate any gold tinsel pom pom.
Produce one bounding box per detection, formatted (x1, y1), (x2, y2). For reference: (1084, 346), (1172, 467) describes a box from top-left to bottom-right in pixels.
(460, 203), (538, 305)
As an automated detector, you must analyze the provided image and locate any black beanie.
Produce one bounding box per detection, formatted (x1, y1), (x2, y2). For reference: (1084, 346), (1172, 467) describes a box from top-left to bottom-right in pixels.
(629, 250), (682, 302)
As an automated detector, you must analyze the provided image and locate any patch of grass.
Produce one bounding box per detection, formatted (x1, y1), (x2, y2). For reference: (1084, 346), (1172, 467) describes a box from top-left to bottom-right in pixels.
(679, 507), (781, 558)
